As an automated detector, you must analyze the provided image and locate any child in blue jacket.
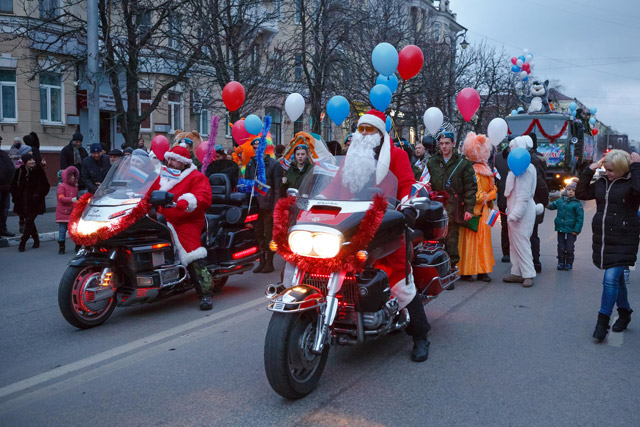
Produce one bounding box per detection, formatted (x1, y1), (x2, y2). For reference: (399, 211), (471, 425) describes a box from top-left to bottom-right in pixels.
(547, 181), (584, 270)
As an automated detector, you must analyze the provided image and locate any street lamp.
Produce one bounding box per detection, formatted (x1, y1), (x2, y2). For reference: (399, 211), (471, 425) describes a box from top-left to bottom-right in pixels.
(460, 37), (469, 50)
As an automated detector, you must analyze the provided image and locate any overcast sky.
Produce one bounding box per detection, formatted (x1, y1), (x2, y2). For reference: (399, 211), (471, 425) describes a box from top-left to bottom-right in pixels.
(453, 0), (640, 141)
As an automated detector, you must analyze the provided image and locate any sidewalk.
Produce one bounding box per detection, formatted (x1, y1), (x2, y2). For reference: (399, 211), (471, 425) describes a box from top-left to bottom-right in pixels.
(1, 186), (60, 248)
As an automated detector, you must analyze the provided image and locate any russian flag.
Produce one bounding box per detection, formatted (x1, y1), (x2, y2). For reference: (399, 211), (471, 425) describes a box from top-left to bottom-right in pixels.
(130, 166), (149, 184)
(493, 167), (501, 181)
(485, 209), (500, 227)
(419, 167), (430, 184)
(254, 179), (270, 196)
(313, 161), (340, 177)
(280, 157), (291, 171)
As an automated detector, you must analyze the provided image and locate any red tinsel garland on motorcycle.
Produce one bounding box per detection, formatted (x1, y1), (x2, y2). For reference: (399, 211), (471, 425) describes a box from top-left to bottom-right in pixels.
(272, 194), (389, 274)
(68, 192), (152, 247)
(507, 118), (569, 143)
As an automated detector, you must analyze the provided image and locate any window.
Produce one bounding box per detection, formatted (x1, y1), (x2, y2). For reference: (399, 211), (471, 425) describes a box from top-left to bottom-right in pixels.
(265, 107), (281, 146)
(225, 113), (232, 138)
(167, 13), (180, 49)
(139, 10), (152, 34)
(168, 92), (182, 132)
(198, 109), (210, 137)
(0, 70), (17, 122)
(294, 0), (302, 24)
(433, 22), (441, 40)
(294, 54), (303, 80)
(251, 44), (261, 68)
(39, 0), (60, 19)
(293, 117), (303, 135)
(39, 72), (62, 124)
(139, 89), (152, 132)
(0, 0), (13, 13)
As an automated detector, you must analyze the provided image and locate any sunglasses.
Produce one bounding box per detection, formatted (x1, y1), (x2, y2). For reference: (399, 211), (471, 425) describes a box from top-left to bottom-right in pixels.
(357, 125), (377, 133)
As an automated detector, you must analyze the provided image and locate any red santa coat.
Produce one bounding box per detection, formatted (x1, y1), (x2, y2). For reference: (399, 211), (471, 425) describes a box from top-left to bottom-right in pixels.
(149, 164), (212, 266)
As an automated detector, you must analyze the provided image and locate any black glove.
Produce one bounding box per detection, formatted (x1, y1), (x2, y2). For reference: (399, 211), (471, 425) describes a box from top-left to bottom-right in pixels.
(403, 207), (418, 228)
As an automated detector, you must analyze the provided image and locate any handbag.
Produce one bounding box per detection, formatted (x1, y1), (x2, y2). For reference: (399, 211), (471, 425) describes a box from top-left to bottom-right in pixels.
(459, 215), (480, 232)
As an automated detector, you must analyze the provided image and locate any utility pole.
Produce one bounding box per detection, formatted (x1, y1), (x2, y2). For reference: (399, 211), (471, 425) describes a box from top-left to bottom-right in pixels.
(86, 0), (100, 148)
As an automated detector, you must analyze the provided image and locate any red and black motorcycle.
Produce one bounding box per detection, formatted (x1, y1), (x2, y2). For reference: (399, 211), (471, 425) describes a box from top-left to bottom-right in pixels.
(263, 156), (458, 399)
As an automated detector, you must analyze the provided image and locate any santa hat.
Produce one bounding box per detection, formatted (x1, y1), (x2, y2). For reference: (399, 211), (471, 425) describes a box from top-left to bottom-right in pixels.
(357, 109), (391, 184)
(164, 145), (192, 165)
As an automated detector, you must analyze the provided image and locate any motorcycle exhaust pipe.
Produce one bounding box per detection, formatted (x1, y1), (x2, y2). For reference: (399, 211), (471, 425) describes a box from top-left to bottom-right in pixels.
(265, 283), (285, 298)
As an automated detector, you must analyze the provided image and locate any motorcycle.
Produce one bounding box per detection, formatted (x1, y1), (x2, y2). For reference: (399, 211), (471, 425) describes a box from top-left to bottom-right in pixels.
(58, 155), (261, 329)
(263, 156), (457, 399)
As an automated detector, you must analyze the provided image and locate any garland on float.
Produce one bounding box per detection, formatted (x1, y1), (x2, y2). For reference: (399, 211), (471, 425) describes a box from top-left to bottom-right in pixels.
(68, 192), (152, 247)
(507, 118), (569, 143)
(272, 193), (388, 274)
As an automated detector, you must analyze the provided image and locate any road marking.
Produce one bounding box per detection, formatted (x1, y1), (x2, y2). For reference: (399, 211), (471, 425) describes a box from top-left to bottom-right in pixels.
(0, 296), (266, 401)
(607, 316), (624, 347)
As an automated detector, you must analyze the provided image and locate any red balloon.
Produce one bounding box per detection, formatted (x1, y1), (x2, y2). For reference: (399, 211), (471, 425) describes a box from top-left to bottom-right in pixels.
(397, 45), (424, 80)
(231, 119), (252, 145)
(511, 57), (517, 65)
(522, 62), (530, 72)
(222, 81), (245, 112)
(195, 141), (208, 163)
(456, 88), (481, 122)
(151, 135), (170, 161)
(592, 128), (599, 136)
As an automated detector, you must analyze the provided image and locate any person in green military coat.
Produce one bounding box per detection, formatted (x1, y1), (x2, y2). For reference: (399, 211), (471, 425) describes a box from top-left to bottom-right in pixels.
(427, 131), (477, 287)
(282, 145), (313, 196)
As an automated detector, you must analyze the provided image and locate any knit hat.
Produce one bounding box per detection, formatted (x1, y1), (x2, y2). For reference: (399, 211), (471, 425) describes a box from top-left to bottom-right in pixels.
(566, 181), (577, 190)
(12, 137), (21, 145)
(164, 145), (192, 165)
(123, 147), (134, 155)
(90, 143), (102, 153)
(356, 109), (391, 184)
(17, 145), (32, 157)
(72, 131), (83, 142)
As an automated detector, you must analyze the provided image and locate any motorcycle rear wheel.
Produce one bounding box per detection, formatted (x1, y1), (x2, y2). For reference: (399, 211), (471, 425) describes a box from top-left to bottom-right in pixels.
(58, 265), (117, 329)
(264, 311), (329, 399)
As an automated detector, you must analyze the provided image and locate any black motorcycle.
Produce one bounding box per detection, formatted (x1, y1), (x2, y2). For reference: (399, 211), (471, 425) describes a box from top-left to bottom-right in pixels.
(58, 155), (261, 329)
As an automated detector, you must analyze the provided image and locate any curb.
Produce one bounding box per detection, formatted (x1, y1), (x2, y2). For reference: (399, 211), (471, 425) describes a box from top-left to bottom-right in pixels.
(0, 232), (59, 248)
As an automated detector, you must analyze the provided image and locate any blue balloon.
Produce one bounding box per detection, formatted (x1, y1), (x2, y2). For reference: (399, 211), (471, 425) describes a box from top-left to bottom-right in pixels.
(511, 109), (518, 116)
(571, 110), (577, 117)
(518, 55), (526, 62)
(376, 74), (398, 93)
(517, 107), (524, 112)
(590, 106), (598, 115)
(369, 84), (392, 111)
(244, 114), (262, 135)
(326, 95), (349, 126)
(589, 117), (596, 125)
(522, 76), (529, 82)
(511, 65), (521, 73)
(507, 148), (531, 177)
(569, 102), (577, 111)
(372, 43), (399, 77)
(385, 115), (392, 132)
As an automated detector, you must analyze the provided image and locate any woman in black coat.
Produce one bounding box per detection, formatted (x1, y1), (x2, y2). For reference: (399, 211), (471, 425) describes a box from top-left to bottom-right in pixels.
(10, 153), (50, 252)
(576, 149), (640, 341)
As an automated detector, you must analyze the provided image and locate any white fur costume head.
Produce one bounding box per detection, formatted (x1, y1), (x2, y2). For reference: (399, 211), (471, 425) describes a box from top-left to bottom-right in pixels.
(509, 135), (533, 150)
(341, 132), (380, 193)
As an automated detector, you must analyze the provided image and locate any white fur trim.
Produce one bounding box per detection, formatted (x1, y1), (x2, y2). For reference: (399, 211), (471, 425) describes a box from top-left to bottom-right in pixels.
(535, 203), (544, 215)
(390, 272), (417, 310)
(358, 114), (386, 135)
(376, 133), (391, 184)
(159, 163), (197, 192)
(166, 222), (207, 266)
(178, 193), (198, 213)
(164, 151), (193, 165)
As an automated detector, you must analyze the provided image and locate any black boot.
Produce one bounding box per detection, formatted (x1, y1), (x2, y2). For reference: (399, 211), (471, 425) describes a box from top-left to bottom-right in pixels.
(58, 241), (65, 254)
(262, 252), (275, 273)
(253, 254), (265, 273)
(18, 238), (26, 252)
(593, 313), (610, 341)
(200, 295), (213, 311)
(612, 308), (633, 332)
(411, 336), (430, 362)
(32, 235), (40, 249)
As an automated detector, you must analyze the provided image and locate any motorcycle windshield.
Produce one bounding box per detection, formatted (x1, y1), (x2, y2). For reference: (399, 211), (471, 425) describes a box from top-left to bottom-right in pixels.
(91, 154), (161, 206)
(297, 156), (398, 203)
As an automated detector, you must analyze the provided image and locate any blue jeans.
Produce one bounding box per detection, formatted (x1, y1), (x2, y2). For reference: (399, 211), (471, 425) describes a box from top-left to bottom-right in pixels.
(599, 266), (631, 316)
(58, 222), (68, 242)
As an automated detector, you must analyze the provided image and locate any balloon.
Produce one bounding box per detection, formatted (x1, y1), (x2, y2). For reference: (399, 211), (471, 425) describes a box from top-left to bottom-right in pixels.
(522, 76), (529, 82)
(244, 114), (262, 135)
(487, 118), (508, 146)
(326, 95), (349, 126)
(151, 135), (170, 161)
(507, 148), (531, 177)
(369, 84), (392, 111)
(589, 117), (596, 125)
(456, 88), (480, 122)
(385, 116), (392, 132)
(511, 57), (517, 65)
(511, 65), (521, 73)
(285, 93), (305, 122)
(517, 107), (524, 112)
(527, 53), (534, 60)
(522, 62), (530, 72)
(231, 119), (252, 145)
(511, 109), (518, 116)
(371, 42), (399, 77)
(590, 106), (598, 114)
(397, 45), (424, 80)
(592, 129), (599, 136)
(423, 107), (444, 135)
(529, 62), (535, 71)
(196, 141), (209, 163)
(376, 74), (398, 93)
(516, 59), (524, 67)
(569, 102), (577, 111)
(222, 81), (245, 112)
(523, 48), (529, 55)
(518, 55), (526, 62)
(520, 71), (528, 80)
(571, 110), (577, 117)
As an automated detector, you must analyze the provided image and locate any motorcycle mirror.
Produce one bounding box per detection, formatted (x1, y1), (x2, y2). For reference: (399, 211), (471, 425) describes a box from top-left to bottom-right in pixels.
(150, 191), (174, 207)
(286, 188), (299, 198)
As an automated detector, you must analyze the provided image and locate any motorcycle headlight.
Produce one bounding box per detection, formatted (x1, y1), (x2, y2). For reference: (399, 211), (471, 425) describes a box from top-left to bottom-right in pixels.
(312, 233), (342, 258)
(76, 218), (108, 236)
(288, 229), (343, 258)
(289, 230), (313, 256)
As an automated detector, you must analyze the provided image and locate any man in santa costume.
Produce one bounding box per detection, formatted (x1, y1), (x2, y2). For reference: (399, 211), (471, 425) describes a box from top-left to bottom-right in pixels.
(342, 109), (431, 362)
(150, 146), (214, 310)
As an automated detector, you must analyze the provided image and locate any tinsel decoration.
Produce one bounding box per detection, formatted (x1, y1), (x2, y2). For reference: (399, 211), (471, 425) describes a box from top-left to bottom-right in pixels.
(200, 115), (220, 174)
(272, 193), (388, 274)
(254, 115), (272, 184)
(68, 192), (152, 247)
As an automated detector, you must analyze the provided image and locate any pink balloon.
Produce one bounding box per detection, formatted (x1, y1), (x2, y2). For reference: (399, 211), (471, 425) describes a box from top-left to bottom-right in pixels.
(151, 135), (170, 161)
(195, 141), (208, 163)
(231, 119), (252, 145)
(456, 88), (480, 122)
(522, 62), (530, 72)
(510, 57), (517, 65)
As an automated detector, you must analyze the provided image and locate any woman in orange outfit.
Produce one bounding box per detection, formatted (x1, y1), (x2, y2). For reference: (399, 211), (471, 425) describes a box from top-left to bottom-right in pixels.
(458, 132), (497, 282)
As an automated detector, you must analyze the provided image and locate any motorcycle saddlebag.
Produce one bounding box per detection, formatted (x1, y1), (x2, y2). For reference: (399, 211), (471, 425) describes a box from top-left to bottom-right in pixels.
(412, 246), (450, 296)
(414, 201), (448, 241)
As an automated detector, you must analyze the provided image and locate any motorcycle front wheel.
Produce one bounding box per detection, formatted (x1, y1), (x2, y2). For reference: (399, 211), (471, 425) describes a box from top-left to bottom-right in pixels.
(58, 265), (117, 329)
(264, 311), (329, 399)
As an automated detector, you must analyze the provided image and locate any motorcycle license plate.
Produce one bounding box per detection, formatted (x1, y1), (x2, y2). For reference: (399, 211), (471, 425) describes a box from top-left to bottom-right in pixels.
(152, 251), (165, 267)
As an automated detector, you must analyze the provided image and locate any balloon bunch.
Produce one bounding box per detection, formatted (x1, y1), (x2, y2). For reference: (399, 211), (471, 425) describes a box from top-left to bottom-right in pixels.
(510, 48), (535, 82)
(588, 106), (598, 135)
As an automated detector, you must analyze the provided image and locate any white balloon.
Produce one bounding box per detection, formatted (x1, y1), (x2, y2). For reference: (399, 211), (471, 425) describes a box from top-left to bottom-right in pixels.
(516, 59), (524, 67)
(529, 62), (535, 70)
(520, 70), (528, 79)
(284, 93), (305, 122)
(423, 107), (444, 135)
(523, 48), (529, 56)
(526, 54), (533, 63)
(487, 118), (508, 146)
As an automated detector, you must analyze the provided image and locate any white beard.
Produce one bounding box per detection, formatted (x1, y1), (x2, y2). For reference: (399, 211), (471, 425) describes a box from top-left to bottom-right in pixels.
(342, 132), (380, 194)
